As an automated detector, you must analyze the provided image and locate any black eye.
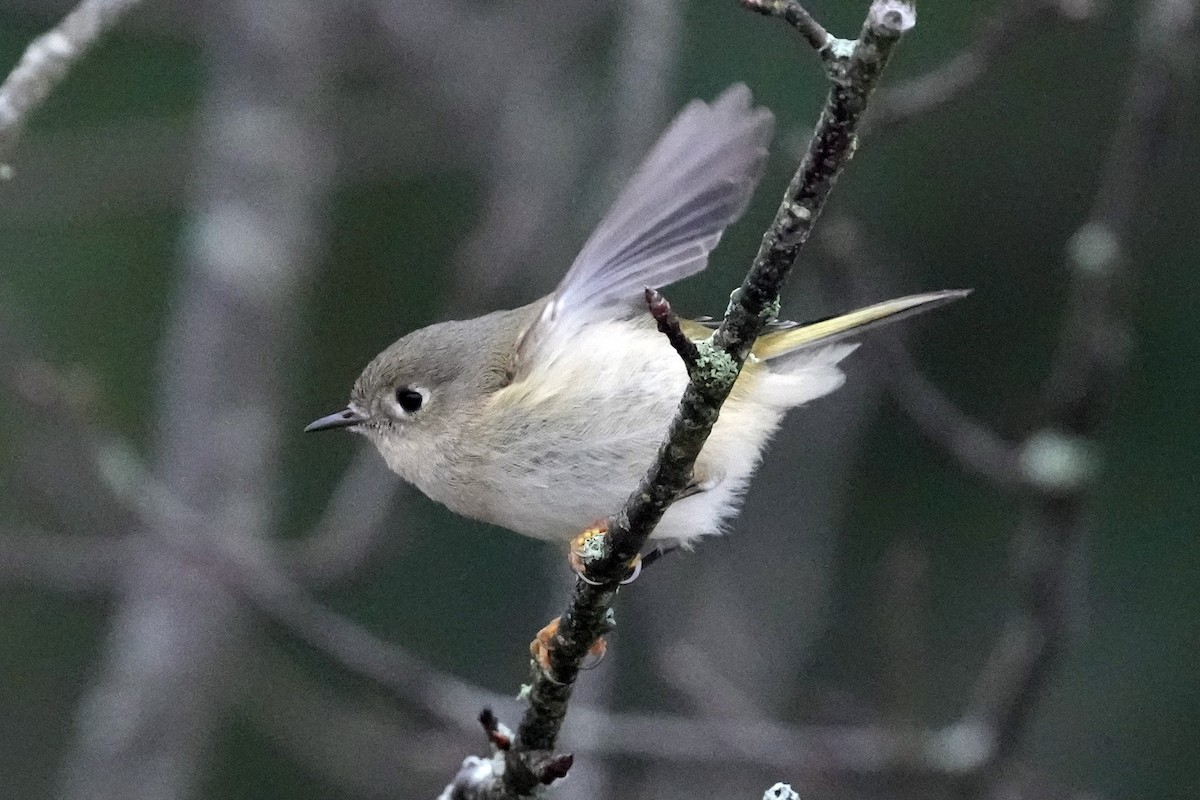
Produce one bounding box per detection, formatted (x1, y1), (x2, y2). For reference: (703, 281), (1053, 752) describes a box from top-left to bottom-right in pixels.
(395, 388), (424, 413)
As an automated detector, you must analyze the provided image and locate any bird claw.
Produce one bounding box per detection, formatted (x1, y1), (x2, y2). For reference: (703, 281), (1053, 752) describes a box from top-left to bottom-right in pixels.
(568, 522), (609, 584)
(529, 617), (608, 677)
(530, 617), (562, 676)
(569, 521), (642, 585)
(619, 555), (642, 585)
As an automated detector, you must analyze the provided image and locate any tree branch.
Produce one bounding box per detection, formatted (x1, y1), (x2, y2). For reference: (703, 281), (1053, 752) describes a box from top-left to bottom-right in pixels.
(0, 0), (143, 166)
(435, 3), (919, 796)
(287, 447), (403, 586)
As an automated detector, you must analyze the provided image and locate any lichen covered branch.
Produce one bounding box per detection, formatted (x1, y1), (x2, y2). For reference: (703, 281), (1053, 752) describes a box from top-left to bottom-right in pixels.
(0, 0), (143, 164)
(485, 2), (917, 796)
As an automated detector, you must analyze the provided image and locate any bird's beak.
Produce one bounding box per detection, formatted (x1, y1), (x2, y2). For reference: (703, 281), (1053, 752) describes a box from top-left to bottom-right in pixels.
(304, 408), (367, 433)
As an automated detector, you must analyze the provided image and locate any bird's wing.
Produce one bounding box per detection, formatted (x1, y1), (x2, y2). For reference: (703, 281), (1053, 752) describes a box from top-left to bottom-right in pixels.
(513, 84), (774, 374)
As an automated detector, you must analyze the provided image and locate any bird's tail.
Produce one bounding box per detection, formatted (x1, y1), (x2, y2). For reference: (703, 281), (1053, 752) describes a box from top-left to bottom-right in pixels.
(751, 289), (970, 362)
(747, 289), (969, 409)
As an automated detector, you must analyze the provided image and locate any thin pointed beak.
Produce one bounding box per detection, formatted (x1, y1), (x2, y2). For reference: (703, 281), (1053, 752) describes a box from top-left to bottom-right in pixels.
(305, 408), (367, 433)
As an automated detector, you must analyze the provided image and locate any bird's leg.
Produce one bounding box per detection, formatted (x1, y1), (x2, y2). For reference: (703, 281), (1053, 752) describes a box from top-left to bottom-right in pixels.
(525, 522), (624, 677)
(675, 477), (709, 501)
(568, 486), (697, 588)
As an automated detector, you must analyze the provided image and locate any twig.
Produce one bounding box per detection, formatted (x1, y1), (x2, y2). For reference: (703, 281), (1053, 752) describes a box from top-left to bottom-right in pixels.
(0, 316), (135, 540)
(645, 287), (700, 367)
(0, 0), (143, 166)
(884, 342), (1022, 486)
(962, 0), (1197, 791)
(657, 638), (766, 719)
(480, 3), (917, 796)
(740, 0), (832, 53)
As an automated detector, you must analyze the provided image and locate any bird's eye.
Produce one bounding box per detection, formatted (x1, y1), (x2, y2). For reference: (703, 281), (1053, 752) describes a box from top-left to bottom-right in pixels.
(395, 387), (424, 413)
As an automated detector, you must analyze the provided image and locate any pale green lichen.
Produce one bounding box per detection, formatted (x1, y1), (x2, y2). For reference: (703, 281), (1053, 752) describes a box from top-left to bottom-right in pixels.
(693, 339), (740, 389)
(573, 530), (607, 564)
(760, 296), (782, 324)
(1020, 430), (1100, 494)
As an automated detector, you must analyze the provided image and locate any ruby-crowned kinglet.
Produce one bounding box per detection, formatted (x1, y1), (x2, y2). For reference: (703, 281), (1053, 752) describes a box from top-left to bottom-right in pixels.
(307, 85), (964, 546)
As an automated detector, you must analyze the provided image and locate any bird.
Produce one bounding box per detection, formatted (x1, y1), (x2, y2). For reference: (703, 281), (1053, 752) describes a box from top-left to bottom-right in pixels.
(306, 84), (964, 549)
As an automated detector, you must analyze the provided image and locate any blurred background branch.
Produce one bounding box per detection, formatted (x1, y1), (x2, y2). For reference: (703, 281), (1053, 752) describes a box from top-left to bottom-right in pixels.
(56, 1), (338, 797)
(0, 0), (141, 162)
(963, 0), (1198, 793)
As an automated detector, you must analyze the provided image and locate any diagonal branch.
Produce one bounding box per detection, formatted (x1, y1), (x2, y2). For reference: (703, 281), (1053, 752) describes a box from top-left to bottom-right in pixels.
(0, 0), (144, 165)
(428, 3), (919, 798)
(287, 447), (403, 586)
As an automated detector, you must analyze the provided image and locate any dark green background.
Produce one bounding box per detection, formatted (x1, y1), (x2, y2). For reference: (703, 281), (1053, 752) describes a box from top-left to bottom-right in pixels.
(0, 1), (1197, 798)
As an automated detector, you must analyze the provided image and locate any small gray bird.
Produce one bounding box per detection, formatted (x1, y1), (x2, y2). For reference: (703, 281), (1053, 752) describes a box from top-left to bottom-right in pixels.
(307, 85), (962, 547)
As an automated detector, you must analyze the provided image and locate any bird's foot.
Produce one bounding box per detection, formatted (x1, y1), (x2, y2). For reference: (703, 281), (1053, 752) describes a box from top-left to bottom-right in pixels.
(529, 616), (608, 678)
(568, 522), (608, 582)
(568, 522), (642, 585)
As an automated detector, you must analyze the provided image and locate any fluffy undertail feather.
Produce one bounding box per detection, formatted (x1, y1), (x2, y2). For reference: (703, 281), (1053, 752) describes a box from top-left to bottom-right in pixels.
(751, 289), (970, 361)
(754, 343), (859, 408)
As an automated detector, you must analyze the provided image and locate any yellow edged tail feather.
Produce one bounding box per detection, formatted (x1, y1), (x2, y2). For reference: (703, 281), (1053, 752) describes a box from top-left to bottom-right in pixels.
(749, 289), (970, 361)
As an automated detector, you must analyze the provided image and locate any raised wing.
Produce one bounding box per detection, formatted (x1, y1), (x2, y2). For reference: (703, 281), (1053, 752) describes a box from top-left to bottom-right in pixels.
(514, 84), (774, 372)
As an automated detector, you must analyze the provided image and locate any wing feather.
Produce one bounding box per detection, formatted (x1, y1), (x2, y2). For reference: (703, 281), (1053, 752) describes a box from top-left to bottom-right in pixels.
(514, 84), (774, 374)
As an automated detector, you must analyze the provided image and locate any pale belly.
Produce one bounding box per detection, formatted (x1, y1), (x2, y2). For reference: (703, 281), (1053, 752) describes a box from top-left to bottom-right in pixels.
(439, 324), (787, 545)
